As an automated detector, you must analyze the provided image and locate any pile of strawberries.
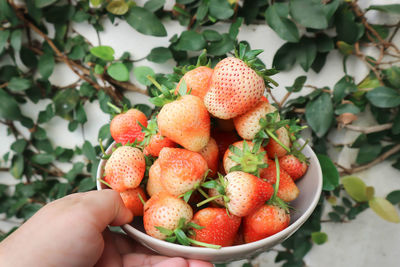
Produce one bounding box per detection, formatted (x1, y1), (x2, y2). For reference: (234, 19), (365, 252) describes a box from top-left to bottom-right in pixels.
(101, 45), (309, 248)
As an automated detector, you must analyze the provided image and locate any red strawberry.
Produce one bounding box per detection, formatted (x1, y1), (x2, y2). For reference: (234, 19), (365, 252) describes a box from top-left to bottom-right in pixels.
(104, 146), (146, 192)
(158, 95), (210, 152)
(204, 57), (265, 119)
(190, 207), (241, 247)
(223, 140), (268, 177)
(143, 132), (177, 157)
(233, 96), (277, 140)
(143, 192), (193, 240)
(198, 137), (219, 177)
(261, 159), (299, 202)
(175, 66), (213, 101)
(110, 108), (148, 145)
(279, 154), (308, 181)
(211, 129), (240, 161)
(146, 159), (164, 197)
(266, 127), (291, 158)
(158, 147), (208, 197)
(243, 204), (290, 243)
(120, 187), (148, 216)
(206, 171), (274, 217)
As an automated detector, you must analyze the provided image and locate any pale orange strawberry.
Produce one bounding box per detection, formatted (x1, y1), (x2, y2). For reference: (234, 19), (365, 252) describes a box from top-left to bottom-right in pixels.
(158, 147), (208, 197)
(110, 109), (148, 145)
(261, 159), (299, 202)
(143, 192), (193, 240)
(146, 159), (164, 197)
(175, 66), (213, 101)
(266, 127), (291, 158)
(157, 95), (210, 152)
(233, 96), (278, 140)
(204, 57), (265, 119)
(120, 187), (148, 216)
(243, 204), (290, 243)
(104, 146), (146, 192)
(198, 137), (219, 177)
(143, 133), (177, 157)
(189, 207), (241, 247)
(279, 154), (308, 181)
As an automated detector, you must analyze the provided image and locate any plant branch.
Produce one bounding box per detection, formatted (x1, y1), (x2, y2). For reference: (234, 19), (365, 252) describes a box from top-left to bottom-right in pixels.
(344, 123), (393, 134)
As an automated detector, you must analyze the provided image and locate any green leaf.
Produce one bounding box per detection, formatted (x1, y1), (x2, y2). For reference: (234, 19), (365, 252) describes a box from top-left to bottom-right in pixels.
(317, 154), (339, 191)
(366, 86), (400, 108)
(341, 176), (368, 202)
(53, 88), (80, 120)
(107, 62), (129, 82)
(35, 0), (58, 8)
(10, 29), (22, 52)
(20, 46), (38, 68)
(203, 30), (222, 42)
(334, 103), (360, 115)
(11, 139), (28, 153)
(315, 34), (334, 53)
(207, 33), (235, 56)
(90, 46), (115, 61)
(33, 127), (48, 140)
(369, 197), (400, 223)
(335, 6), (364, 44)
(78, 177), (96, 192)
(106, 0), (129, 15)
(76, 103), (87, 124)
(333, 76), (357, 103)
(368, 4), (400, 14)
(7, 77), (32, 92)
(0, 89), (23, 120)
(38, 104), (55, 124)
(392, 111), (400, 135)
(382, 66), (400, 89)
(98, 123), (111, 140)
(209, 0), (234, 20)
(387, 190), (400, 205)
(356, 143), (382, 165)
(20, 203), (43, 220)
(289, 0), (328, 29)
(94, 64), (104, 75)
(297, 37), (317, 71)
(285, 76), (306, 92)
(175, 31), (206, 51)
(11, 155), (24, 179)
(134, 66), (155, 86)
(126, 7), (167, 37)
(305, 92), (333, 137)
(31, 153), (55, 165)
(311, 232), (328, 245)
(68, 45), (86, 60)
(82, 141), (97, 162)
(0, 30), (10, 54)
(144, 0), (165, 12)
(272, 42), (297, 71)
(38, 52), (55, 79)
(90, 0), (102, 7)
(265, 4), (299, 43)
(147, 47), (173, 63)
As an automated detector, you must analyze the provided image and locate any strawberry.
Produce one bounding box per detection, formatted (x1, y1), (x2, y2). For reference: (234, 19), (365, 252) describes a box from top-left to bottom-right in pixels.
(157, 95), (210, 152)
(243, 204), (290, 243)
(266, 127), (291, 158)
(202, 171), (274, 217)
(233, 96), (278, 140)
(189, 207), (241, 247)
(141, 118), (177, 157)
(146, 159), (164, 197)
(109, 105), (148, 145)
(158, 147), (208, 197)
(211, 129), (240, 161)
(261, 159), (299, 202)
(120, 187), (148, 216)
(198, 137), (219, 177)
(104, 146), (146, 192)
(175, 66), (213, 101)
(204, 57), (265, 119)
(223, 140), (268, 177)
(279, 154), (308, 181)
(143, 192), (193, 240)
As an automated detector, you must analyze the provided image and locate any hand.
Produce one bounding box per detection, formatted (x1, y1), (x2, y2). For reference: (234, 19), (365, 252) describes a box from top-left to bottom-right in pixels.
(0, 189), (213, 267)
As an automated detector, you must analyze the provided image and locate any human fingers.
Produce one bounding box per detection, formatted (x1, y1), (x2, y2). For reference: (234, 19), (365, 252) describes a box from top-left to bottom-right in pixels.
(110, 231), (156, 255)
(187, 259), (214, 267)
(94, 230), (122, 267)
(123, 254), (189, 267)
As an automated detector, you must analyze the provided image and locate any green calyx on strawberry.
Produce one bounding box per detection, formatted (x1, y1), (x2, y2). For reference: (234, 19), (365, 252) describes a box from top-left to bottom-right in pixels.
(289, 140), (310, 165)
(148, 75), (191, 107)
(234, 42), (279, 88)
(173, 49), (211, 76)
(179, 169), (212, 203)
(197, 173), (230, 208)
(139, 117), (158, 147)
(286, 118), (308, 142)
(155, 218), (221, 249)
(228, 141), (268, 177)
(267, 156), (290, 213)
(107, 102), (128, 115)
(254, 111), (291, 152)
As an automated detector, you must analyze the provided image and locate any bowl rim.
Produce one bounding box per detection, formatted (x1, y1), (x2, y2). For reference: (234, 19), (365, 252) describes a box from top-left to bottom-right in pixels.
(96, 138), (323, 255)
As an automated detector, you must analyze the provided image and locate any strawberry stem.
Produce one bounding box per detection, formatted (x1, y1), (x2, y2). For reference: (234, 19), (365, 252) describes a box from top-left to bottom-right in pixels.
(273, 155), (280, 200)
(138, 192), (146, 205)
(146, 75), (162, 91)
(196, 194), (224, 207)
(197, 188), (209, 199)
(266, 129), (291, 153)
(187, 238), (221, 249)
(107, 102), (122, 114)
(98, 178), (112, 189)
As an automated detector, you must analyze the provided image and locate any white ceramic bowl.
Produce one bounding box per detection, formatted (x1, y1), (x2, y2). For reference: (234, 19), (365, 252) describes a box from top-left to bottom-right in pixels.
(96, 139), (322, 263)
